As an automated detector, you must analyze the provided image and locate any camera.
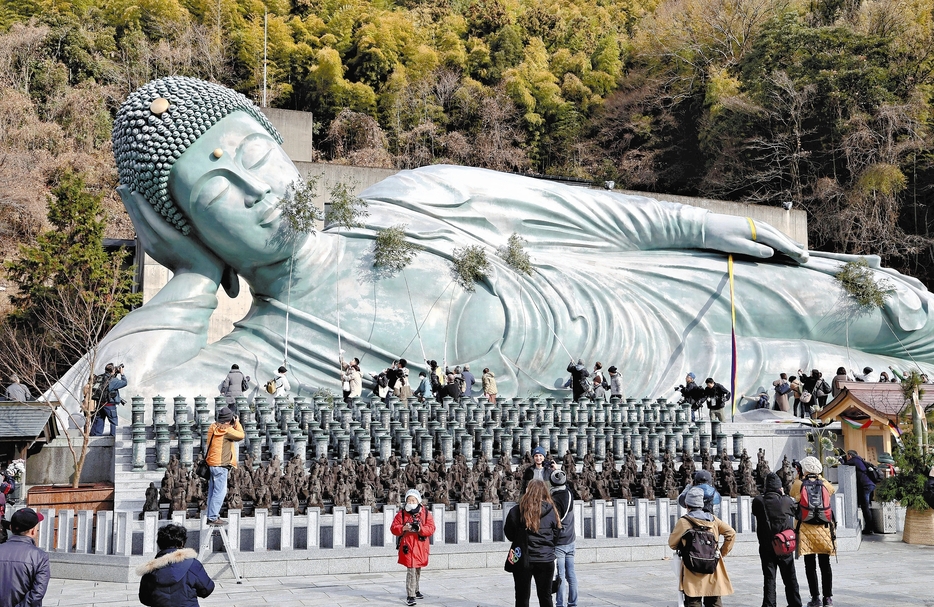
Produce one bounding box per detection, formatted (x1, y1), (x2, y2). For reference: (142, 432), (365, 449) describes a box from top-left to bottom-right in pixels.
(409, 521), (420, 533)
(402, 544), (410, 554)
(674, 385), (685, 392)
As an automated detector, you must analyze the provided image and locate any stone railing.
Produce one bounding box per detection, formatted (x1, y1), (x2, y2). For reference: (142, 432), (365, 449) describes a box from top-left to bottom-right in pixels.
(24, 491), (853, 558)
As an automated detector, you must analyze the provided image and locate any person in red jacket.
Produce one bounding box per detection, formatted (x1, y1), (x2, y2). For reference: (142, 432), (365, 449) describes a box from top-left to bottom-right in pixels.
(391, 489), (436, 606)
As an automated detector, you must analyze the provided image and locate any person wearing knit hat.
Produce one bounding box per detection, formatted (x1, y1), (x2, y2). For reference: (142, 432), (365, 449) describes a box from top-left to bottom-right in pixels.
(391, 488), (436, 605)
(669, 484), (736, 607)
(677, 470), (722, 513)
(790, 456), (837, 607)
(204, 406), (244, 526)
(752, 472), (801, 607)
(523, 446), (557, 494)
(550, 469), (577, 607)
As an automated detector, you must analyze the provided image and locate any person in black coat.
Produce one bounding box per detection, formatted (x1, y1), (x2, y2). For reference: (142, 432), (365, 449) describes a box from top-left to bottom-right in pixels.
(924, 466), (934, 510)
(840, 450), (876, 535)
(138, 524), (215, 607)
(752, 473), (801, 607)
(504, 480), (560, 607)
(566, 359), (590, 402)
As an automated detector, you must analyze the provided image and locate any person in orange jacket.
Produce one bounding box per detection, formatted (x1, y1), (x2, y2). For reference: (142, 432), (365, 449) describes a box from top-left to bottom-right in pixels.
(204, 407), (244, 526)
(391, 489), (436, 606)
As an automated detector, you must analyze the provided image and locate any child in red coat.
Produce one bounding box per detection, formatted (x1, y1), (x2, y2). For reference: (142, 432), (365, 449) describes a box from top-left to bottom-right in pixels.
(391, 489), (436, 606)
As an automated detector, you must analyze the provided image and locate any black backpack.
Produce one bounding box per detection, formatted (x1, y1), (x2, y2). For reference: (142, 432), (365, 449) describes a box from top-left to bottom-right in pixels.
(677, 517), (719, 574)
(865, 463), (884, 484)
(90, 373), (112, 406)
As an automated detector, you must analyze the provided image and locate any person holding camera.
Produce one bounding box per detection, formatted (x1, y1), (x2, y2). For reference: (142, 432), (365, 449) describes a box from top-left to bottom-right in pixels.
(91, 363), (127, 437)
(522, 446), (557, 494)
(703, 377), (730, 422)
(677, 373), (705, 421)
(391, 489), (436, 606)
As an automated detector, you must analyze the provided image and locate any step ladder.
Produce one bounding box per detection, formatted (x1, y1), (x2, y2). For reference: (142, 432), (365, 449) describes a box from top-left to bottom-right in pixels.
(199, 525), (243, 584)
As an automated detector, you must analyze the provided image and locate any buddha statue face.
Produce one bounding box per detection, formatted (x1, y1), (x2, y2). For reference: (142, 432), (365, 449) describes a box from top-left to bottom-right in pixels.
(168, 110), (307, 270)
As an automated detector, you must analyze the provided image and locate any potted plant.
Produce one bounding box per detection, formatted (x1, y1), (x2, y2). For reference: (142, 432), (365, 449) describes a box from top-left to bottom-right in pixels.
(875, 434), (934, 545)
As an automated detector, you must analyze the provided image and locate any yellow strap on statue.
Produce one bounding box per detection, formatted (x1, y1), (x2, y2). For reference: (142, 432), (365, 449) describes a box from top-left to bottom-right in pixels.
(746, 217), (757, 241)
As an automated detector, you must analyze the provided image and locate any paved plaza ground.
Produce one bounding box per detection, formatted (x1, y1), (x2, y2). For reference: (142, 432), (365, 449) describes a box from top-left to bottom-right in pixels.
(44, 534), (931, 607)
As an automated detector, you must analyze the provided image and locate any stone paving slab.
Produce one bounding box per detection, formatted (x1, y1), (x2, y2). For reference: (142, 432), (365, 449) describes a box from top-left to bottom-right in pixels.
(44, 535), (932, 606)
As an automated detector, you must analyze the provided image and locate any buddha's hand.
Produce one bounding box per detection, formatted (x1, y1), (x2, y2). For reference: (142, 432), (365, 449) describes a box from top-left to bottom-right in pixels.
(120, 186), (224, 283)
(703, 214), (808, 263)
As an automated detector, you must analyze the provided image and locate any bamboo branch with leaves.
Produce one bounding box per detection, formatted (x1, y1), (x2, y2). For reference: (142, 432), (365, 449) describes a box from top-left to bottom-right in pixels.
(277, 176), (324, 365)
(372, 223), (425, 358)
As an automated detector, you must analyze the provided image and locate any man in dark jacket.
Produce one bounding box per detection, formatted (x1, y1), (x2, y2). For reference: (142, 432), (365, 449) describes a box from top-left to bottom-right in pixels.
(752, 473), (801, 607)
(137, 523), (214, 607)
(0, 507), (50, 607)
(841, 450), (876, 535)
(703, 377), (730, 422)
(91, 363), (128, 436)
(566, 359), (590, 402)
(550, 470), (578, 607)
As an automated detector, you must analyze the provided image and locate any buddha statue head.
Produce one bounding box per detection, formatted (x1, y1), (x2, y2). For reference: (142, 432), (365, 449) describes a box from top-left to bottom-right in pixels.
(112, 77), (308, 278)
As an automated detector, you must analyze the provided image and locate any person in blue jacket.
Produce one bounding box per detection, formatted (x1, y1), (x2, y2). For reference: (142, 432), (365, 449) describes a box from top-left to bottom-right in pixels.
(677, 470), (723, 513)
(137, 524), (215, 607)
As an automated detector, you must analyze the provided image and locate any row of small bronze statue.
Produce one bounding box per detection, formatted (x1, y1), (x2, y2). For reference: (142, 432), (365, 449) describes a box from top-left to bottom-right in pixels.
(143, 446), (796, 517)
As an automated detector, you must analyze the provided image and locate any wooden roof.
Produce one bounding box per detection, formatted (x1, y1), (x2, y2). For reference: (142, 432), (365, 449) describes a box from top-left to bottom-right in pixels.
(816, 381), (932, 426)
(0, 402), (55, 441)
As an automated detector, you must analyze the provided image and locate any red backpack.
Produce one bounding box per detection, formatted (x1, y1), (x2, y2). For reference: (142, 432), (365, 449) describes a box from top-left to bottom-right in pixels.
(798, 477), (833, 525)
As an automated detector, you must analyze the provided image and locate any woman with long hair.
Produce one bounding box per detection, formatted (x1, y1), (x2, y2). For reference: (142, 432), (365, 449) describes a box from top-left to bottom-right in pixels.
(504, 479), (561, 607)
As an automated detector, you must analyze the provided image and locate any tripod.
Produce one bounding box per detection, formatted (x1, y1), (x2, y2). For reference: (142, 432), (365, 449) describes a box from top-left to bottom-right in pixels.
(199, 525), (243, 584)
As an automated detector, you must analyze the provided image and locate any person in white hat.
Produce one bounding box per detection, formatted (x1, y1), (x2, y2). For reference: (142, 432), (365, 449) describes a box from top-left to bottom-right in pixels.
(790, 456), (836, 607)
(391, 488), (436, 606)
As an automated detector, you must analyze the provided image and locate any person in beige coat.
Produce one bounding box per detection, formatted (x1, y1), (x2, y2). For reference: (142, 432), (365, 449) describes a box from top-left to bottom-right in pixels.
(789, 456), (836, 607)
(668, 486), (736, 607)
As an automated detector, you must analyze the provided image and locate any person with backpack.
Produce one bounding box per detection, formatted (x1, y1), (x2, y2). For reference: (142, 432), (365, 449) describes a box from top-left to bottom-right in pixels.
(91, 363), (127, 437)
(504, 480), (561, 607)
(219, 364), (249, 415)
(840, 450), (878, 535)
(752, 472), (802, 607)
(566, 359), (590, 403)
(677, 470), (722, 514)
(550, 470), (578, 607)
(772, 373), (792, 413)
(390, 489), (436, 606)
(790, 456), (836, 607)
(668, 486), (736, 607)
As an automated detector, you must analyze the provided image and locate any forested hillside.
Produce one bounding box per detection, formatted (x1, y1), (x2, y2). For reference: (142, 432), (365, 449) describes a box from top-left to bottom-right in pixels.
(2, 0), (934, 289)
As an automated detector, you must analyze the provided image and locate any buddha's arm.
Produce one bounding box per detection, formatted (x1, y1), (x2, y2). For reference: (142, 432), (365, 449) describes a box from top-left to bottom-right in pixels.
(359, 166), (808, 262)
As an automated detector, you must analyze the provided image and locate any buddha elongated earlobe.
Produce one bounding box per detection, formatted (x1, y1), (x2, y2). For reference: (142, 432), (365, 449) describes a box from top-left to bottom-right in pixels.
(221, 265), (240, 298)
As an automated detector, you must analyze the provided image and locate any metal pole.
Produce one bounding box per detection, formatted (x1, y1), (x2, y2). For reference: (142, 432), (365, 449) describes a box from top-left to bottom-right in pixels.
(263, 10), (268, 108)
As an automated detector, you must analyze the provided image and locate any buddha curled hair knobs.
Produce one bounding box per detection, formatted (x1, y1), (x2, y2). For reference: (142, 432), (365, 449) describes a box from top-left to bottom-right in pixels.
(112, 76), (282, 234)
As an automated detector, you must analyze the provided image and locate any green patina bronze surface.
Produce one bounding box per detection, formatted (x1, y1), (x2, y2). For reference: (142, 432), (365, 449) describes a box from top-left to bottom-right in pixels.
(50, 78), (934, 416)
